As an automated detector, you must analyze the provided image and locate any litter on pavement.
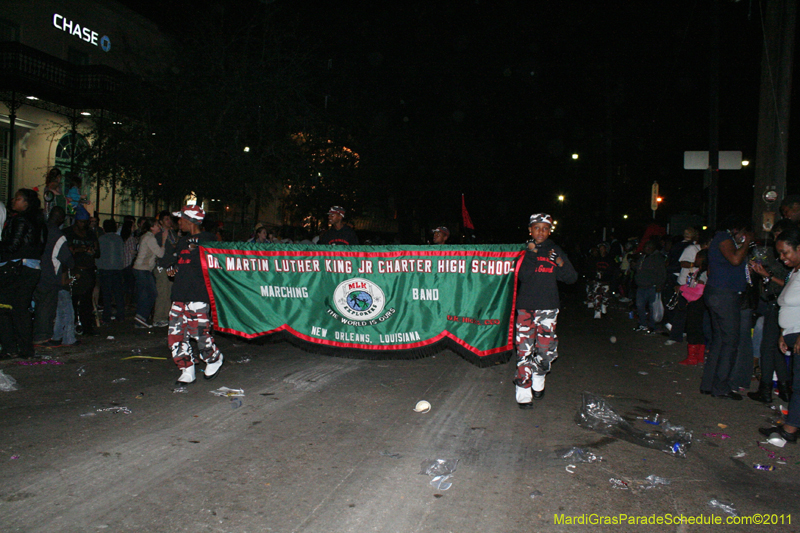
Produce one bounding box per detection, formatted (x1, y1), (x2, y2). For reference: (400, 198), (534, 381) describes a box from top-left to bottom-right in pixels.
(556, 447), (602, 463)
(708, 499), (740, 517)
(575, 392), (692, 458)
(210, 387), (244, 397)
(413, 400), (431, 413)
(420, 458), (458, 491)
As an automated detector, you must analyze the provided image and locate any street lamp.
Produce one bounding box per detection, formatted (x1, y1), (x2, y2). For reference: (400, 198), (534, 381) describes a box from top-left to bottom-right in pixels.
(571, 153), (579, 160)
(557, 194), (565, 202)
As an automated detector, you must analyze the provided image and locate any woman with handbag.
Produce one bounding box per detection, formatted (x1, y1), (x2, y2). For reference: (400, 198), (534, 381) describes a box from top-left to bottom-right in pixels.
(0, 189), (46, 359)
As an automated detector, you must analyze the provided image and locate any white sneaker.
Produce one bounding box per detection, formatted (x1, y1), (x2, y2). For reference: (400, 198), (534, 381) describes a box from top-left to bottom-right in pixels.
(176, 365), (196, 384)
(204, 354), (224, 380)
(134, 316), (152, 328)
(664, 339), (678, 346)
(594, 310), (602, 319)
(601, 304), (607, 314)
(153, 320), (169, 328)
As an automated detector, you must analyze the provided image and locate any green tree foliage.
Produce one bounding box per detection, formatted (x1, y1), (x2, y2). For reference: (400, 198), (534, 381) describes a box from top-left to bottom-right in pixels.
(281, 132), (362, 229)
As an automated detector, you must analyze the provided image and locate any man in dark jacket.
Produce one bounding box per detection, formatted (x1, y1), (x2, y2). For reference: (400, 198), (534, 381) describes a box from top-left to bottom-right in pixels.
(63, 207), (100, 336)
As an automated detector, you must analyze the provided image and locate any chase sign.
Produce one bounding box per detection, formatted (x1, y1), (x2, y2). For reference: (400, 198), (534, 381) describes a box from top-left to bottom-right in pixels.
(52, 14), (110, 52)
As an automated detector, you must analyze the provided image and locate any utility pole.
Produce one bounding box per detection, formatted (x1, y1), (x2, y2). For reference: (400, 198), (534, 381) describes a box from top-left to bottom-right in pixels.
(752, 0), (796, 234)
(707, 0), (720, 230)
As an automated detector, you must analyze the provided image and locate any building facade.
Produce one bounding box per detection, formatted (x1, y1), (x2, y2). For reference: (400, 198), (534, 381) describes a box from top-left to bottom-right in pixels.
(0, 0), (167, 218)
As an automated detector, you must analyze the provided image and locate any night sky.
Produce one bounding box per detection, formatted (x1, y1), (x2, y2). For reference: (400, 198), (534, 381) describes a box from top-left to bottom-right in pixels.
(121, 0), (779, 242)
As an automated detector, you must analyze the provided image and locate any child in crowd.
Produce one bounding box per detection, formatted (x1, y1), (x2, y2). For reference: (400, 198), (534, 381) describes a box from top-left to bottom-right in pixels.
(513, 213), (578, 409)
(65, 175), (88, 216)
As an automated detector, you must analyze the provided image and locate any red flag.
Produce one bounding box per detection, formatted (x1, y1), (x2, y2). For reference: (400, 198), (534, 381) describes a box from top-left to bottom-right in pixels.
(461, 194), (474, 230)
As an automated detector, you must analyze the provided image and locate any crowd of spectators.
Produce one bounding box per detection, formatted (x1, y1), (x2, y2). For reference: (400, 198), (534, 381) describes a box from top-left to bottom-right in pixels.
(2, 186), (799, 444)
(577, 195), (800, 444)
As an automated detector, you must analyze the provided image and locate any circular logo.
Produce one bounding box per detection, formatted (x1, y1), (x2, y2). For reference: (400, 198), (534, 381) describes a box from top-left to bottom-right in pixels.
(100, 36), (111, 52)
(333, 278), (385, 321)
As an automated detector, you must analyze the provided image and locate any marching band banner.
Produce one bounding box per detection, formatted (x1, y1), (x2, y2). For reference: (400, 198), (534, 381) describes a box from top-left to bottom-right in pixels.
(200, 244), (524, 366)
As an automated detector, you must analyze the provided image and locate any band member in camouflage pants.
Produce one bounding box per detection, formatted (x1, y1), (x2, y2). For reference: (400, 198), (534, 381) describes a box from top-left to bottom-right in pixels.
(515, 309), (558, 401)
(168, 301), (221, 374)
(167, 206), (224, 385)
(514, 213), (577, 408)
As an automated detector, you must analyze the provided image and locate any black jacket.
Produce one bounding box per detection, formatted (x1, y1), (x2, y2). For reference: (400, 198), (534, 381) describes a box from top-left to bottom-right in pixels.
(516, 240), (578, 310)
(0, 211), (46, 262)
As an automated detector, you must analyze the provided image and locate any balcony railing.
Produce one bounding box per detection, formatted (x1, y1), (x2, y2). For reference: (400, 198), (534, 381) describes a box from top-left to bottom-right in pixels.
(0, 41), (129, 110)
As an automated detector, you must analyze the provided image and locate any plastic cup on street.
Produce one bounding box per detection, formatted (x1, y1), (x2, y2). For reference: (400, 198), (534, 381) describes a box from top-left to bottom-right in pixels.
(414, 400), (431, 413)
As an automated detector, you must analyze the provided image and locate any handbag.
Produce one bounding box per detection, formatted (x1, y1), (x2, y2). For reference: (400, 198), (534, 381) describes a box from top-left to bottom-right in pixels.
(679, 283), (705, 302)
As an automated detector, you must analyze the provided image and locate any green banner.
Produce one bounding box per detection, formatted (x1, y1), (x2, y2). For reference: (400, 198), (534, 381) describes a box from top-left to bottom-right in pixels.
(200, 244), (524, 365)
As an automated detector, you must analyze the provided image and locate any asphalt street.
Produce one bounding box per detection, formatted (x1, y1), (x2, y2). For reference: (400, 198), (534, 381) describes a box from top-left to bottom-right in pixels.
(1, 295), (799, 532)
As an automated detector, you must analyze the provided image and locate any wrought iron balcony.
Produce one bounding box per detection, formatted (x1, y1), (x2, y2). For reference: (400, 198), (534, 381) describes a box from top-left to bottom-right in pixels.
(0, 41), (131, 112)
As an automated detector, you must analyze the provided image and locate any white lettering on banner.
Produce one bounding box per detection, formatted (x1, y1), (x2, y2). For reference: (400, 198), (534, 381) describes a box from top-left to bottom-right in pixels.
(335, 331), (371, 343)
(437, 259), (466, 273)
(260, 286), (309, 298)
(379, 331), (422, 344)
(206, 254), (221, 269)
(274, 259), (321, 272)
(357, 260), (373, 274)
(226, 257), (271, 271)
(311, 326), (328, 337)
(377, 259), (432, 273)
(325, 259), (352, 273)
(412, 288), (439, 300)
(471, 259), (515, 275)
(52, 13), (106, 50)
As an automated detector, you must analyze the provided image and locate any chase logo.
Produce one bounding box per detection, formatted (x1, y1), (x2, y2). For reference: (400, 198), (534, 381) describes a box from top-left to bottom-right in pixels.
(333, 278), (385, 321)
(53, 14), (111, 52)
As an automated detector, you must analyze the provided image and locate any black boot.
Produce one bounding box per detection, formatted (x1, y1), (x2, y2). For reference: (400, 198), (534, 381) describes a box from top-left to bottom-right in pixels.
(747, 382), (772, 404)
(777, 381), (793, 403)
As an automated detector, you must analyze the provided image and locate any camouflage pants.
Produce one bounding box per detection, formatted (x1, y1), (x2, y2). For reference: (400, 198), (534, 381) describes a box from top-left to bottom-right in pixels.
(168, 301), (222, 370)
(514, 309), (559, 393)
